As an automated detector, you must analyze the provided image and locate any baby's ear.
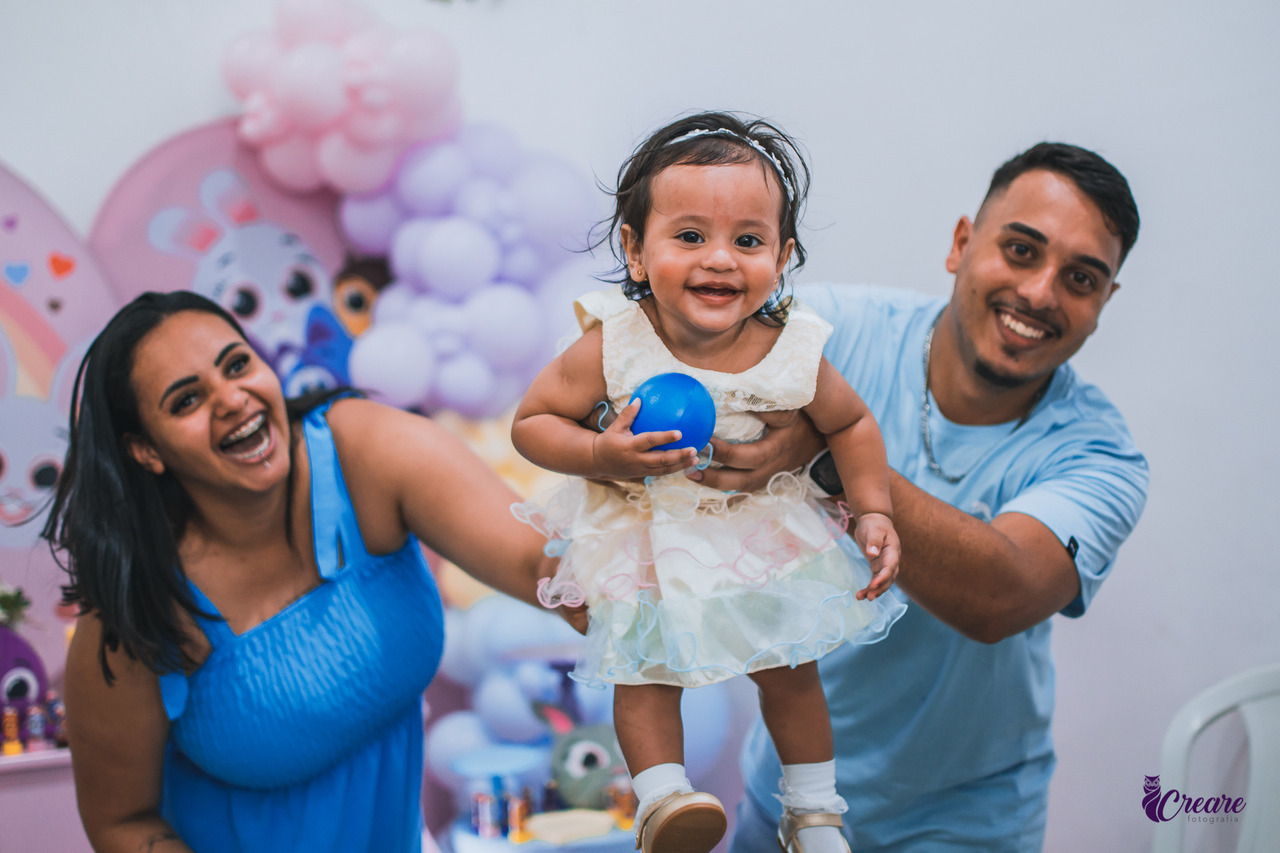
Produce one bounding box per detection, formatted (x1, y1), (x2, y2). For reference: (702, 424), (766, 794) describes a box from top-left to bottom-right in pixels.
(620, 225), (645, 280)
(531, 701), (576, 736)
(125, 434), (165, 476)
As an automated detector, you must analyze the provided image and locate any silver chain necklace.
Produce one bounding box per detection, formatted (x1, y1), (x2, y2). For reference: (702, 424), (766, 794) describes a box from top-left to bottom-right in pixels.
(920, 312), (1050, 484)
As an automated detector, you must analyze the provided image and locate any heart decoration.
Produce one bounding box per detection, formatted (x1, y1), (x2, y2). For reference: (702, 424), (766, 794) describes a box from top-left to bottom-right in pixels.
(48, 252), (75, 278)
(3, 262), (30, 285)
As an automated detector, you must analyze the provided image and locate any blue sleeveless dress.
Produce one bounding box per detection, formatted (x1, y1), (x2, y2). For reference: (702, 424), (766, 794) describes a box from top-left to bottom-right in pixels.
(158, 402), (445, 852)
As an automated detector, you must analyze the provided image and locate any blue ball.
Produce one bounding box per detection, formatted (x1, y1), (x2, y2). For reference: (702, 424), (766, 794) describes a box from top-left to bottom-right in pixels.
(628, 372), (716, 452)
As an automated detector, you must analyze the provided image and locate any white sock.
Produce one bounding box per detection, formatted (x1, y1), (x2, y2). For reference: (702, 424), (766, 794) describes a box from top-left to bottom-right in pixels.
(779, 761), (847, 852)
(632, 763), (693, 823)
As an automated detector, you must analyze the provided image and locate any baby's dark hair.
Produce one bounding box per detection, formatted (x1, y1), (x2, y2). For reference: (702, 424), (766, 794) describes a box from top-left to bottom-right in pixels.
(593, 111), (811, 326)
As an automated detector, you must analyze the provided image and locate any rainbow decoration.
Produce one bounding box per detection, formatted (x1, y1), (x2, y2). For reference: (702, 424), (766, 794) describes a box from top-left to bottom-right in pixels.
(0, 281), (66, 398)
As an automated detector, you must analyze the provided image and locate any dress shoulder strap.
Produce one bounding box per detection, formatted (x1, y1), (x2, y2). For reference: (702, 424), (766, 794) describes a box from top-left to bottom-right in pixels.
(158, 578), (228, 722)
(303, 398), (371, 579)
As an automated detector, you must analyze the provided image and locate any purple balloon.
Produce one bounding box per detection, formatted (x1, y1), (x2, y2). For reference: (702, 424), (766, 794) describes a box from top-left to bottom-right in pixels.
(463, 283), (545, 370)
(498, 242), (545, 284)
(339, 190), (405, 255)
(453, 177), (509, 231)
(395, 141), (471, 216)
(347, 322), (435, 409)
(370, 282), (417, 324)
(537, 257), (606, 343)
(409, 295), (466, 357)
(414, 217), (502, 299)
(508, 155), (596, 251)
(389, 218), (437, 285)
(457, 122), (525, 180)
(432, 350), (496, 418)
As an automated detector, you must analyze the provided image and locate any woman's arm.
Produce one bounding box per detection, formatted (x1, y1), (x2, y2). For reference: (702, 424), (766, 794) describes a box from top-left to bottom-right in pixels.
(331, 398), (559, 609)
(64, 615), (193, 853)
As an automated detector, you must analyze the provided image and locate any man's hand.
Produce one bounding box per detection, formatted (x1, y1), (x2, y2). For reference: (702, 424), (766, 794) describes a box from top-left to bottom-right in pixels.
(687, 410), (825, 492)
(852, 511), (899, 601)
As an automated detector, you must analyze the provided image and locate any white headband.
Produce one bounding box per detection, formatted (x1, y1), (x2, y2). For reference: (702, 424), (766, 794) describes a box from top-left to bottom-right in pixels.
(664, 127), (792, 199)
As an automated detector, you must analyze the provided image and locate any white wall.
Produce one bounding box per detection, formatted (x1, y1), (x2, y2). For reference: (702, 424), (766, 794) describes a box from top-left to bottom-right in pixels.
(3, 1), (1277, 849)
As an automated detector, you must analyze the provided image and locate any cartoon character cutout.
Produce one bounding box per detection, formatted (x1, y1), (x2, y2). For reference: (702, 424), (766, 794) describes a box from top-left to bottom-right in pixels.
(0, 305), (85, 550)
(0, 622), (48, 719)
(532, 701), (628, 810)
(333, 255), (393, 337)
(147, 168), (353, 396)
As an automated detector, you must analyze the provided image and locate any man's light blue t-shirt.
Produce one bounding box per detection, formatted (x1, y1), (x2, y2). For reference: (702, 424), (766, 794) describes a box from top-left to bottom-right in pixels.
(736, 284), (1149, 852)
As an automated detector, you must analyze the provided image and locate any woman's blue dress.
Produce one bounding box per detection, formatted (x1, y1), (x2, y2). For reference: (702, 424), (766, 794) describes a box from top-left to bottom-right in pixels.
(158, 402), (445, 851)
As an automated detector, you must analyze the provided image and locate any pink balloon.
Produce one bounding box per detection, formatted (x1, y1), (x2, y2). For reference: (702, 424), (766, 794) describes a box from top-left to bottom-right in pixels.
(316, 132), (397, 195)
(405, 95), (463, 144)
(385, 29), (459, 114)
(259, 132), (325, 193)
(347, 322), (434, 409)
(340, 27), (395, 88)
(273, 43), (348, 130)
(222, 30), (280, 99)
(274, 0), (373, 48)
(239, 91), (294, 146)
(346, 105), (408, 147)
(339, 190), (405, 255)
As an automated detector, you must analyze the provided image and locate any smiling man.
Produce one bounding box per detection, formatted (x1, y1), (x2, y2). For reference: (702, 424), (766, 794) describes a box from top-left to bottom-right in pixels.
(706, 143), (1150, 852)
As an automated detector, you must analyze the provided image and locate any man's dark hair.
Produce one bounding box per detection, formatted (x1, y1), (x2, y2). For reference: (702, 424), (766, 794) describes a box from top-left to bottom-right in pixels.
(984, 142), (1140, 265)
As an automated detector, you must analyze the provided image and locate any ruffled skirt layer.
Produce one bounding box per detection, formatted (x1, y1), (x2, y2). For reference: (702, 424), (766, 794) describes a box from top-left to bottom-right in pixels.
(513, 471), (904, 688)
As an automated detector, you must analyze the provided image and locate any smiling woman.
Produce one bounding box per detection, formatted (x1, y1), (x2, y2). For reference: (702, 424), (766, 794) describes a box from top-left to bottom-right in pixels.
(38, 291), (558, 853)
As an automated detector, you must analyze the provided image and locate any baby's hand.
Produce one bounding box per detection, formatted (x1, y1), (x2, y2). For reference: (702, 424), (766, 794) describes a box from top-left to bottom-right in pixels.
(853, 511), (899, 601)
(591, 399), (698, 480)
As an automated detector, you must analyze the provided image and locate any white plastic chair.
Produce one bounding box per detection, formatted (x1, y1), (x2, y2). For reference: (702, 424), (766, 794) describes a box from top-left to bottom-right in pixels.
(1152, 662), (1280, 852)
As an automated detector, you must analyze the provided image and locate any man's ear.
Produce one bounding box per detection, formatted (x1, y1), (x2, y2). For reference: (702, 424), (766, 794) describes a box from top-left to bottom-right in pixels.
(945, 216), (973, 275)
(125, 435), (165, 476)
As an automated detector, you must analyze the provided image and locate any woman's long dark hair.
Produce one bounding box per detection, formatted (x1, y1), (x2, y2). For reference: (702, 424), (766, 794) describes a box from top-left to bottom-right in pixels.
(40, 290), (347, 683)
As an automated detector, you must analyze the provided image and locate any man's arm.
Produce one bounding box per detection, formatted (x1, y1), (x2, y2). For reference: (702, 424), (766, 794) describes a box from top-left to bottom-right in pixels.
(888, 472), (1080, 643)
(696, 419), (1099, 644)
